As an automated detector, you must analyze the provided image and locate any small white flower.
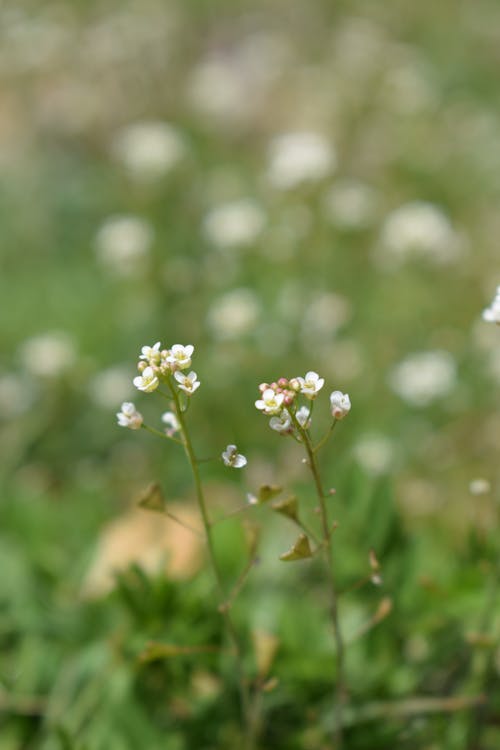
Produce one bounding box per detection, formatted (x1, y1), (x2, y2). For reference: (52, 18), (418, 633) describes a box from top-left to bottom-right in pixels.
(139, 342), (162, 365)
(174, 370), (200, 395)
(203, 199), (265, 249)
(255, 388), (285, 415)
(222, 444), (247, 468)
(269, 409), (292, 433)
(297, 371), (324, 399)
(330, 391), (351, 419)
(296, 406), (311, 428)
(482, 286), (500, 325)
(111, 121), (186, 181)
(161, 411), (180, 437)
(116, 402), (143, 430)
(267, 131), (336, 190)
(388, 350), (456, 407)
(133, 366), (159, 393)
(469, 478), (491, 496)
(166, 344), (194, 371)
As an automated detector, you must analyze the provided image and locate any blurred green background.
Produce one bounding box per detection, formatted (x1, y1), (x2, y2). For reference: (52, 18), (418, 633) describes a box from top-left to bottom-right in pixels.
(2, 0), (500, 747)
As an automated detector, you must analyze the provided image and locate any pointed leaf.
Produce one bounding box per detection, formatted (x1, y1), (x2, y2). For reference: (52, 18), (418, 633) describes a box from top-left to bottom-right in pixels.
(137, 482), (166, 513)
(279, 533), (312, 562)
(271, 495), (298, 520)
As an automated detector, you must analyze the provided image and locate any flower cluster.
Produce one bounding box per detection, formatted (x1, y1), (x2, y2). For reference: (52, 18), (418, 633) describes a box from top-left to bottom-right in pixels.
(132, 342), (200, 395)
(255, 372), (350, 435)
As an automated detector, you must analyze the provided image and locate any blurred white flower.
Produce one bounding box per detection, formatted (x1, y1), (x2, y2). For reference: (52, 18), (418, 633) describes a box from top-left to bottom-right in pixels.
(255, 388), (284, 415)
(301, 293), (351, 340)
(139, 342), (162, 365)
(203, 199), (265, 249)
(111, 121), (186, 180)
(19, 332), (76, 378)
(88, 366), (133, 409)
(388, 350), (457, 407)
(267, 131), (336, 190)
(133, 366), (159, 393)
(378, 202), (461, 266)
(0, 374), (36, 418)
(297, 371), (324, 399)
(222, 444), (247, 468)
(162, 411), (180, 437)
(482, 286), (500, 325)
(166, 344), (194, 371)
(330, 390), (351, 419)
(353, 433), (394, 475)
(469, 478), (491, 496)
(296, 406), (311, 428)
(323, 180), (377, 230)
(174, 371), (200, 395)
(269, 409), (292, 432)
(207, 288), (260, 340)
(95, 215), (153, 277)
(116, 402), (143, 430)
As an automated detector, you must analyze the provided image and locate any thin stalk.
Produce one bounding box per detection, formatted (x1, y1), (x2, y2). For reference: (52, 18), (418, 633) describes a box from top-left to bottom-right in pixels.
(291, 410), (346, 748)
(166, 380), (255, 749)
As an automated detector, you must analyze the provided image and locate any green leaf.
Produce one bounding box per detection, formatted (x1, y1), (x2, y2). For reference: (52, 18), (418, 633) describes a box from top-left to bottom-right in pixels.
(279, 534), (312, 562)
(137, 482), (166, 513)
(139, 641), (219, 663)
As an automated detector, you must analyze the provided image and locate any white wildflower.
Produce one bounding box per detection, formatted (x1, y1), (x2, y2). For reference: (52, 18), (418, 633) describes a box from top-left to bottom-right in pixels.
(19, 332), (76, 378)
(222, 444), (247, 468)
(330, 391), (351, 419)
(267, 131), (336, 190)
(323, 180), (377, 230)
(139, 342), (162, 365)
(95, 215), (153, 277)
(297, 371), (324, 399)
(482, 286), (500, 325)
(255, 388), (285, 415)
(353, 433), (393, 476)
(203, 199), (265, 249)
(174, 371), (200, 395)
(116, 402), (143, 430)
(161, 411), (180, 437)
(133, 366), (159, 393)
(388, 350), (456, 407)
(269, 409), (292, 433)
(166, 344), (194, 371)
(207, 288), (260, 340)
(469, 478), (491, 496)
(111, 121), (186, 180)
(296, 406), (311, 428)
(378, 201), (460, 267)
(88, 366), (133, 409)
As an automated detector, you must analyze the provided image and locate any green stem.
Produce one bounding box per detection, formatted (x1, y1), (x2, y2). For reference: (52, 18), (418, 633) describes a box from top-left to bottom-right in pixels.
(291, 410), (345, 748)
(314, 419), (338, 453)
(166, 380), (255, 749)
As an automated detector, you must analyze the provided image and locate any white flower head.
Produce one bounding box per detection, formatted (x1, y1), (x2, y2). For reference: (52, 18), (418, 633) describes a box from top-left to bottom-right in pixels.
(116, 402), (143, 430)
(269, 409), (292, 433)
(267, 131), (336, 190)
(133, 366), (159, 393)
(95, 215), (153, 277)
(388, 350), (456, 407)
(161, 411), (180, 437)
(111, 121), (186, 181)
(139, 342), (162, 365)
(297, 371), (325, 399)
(255, 388), (285, 415)
(174, 370), (200, 395)
(203, 199), (265, 249)
(482, 286), (500, 325)
(330, 391), (351, 419)
(166, 344), (194, 371)
(222, 444), (247, 468)
(296, 405), (311, 428)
